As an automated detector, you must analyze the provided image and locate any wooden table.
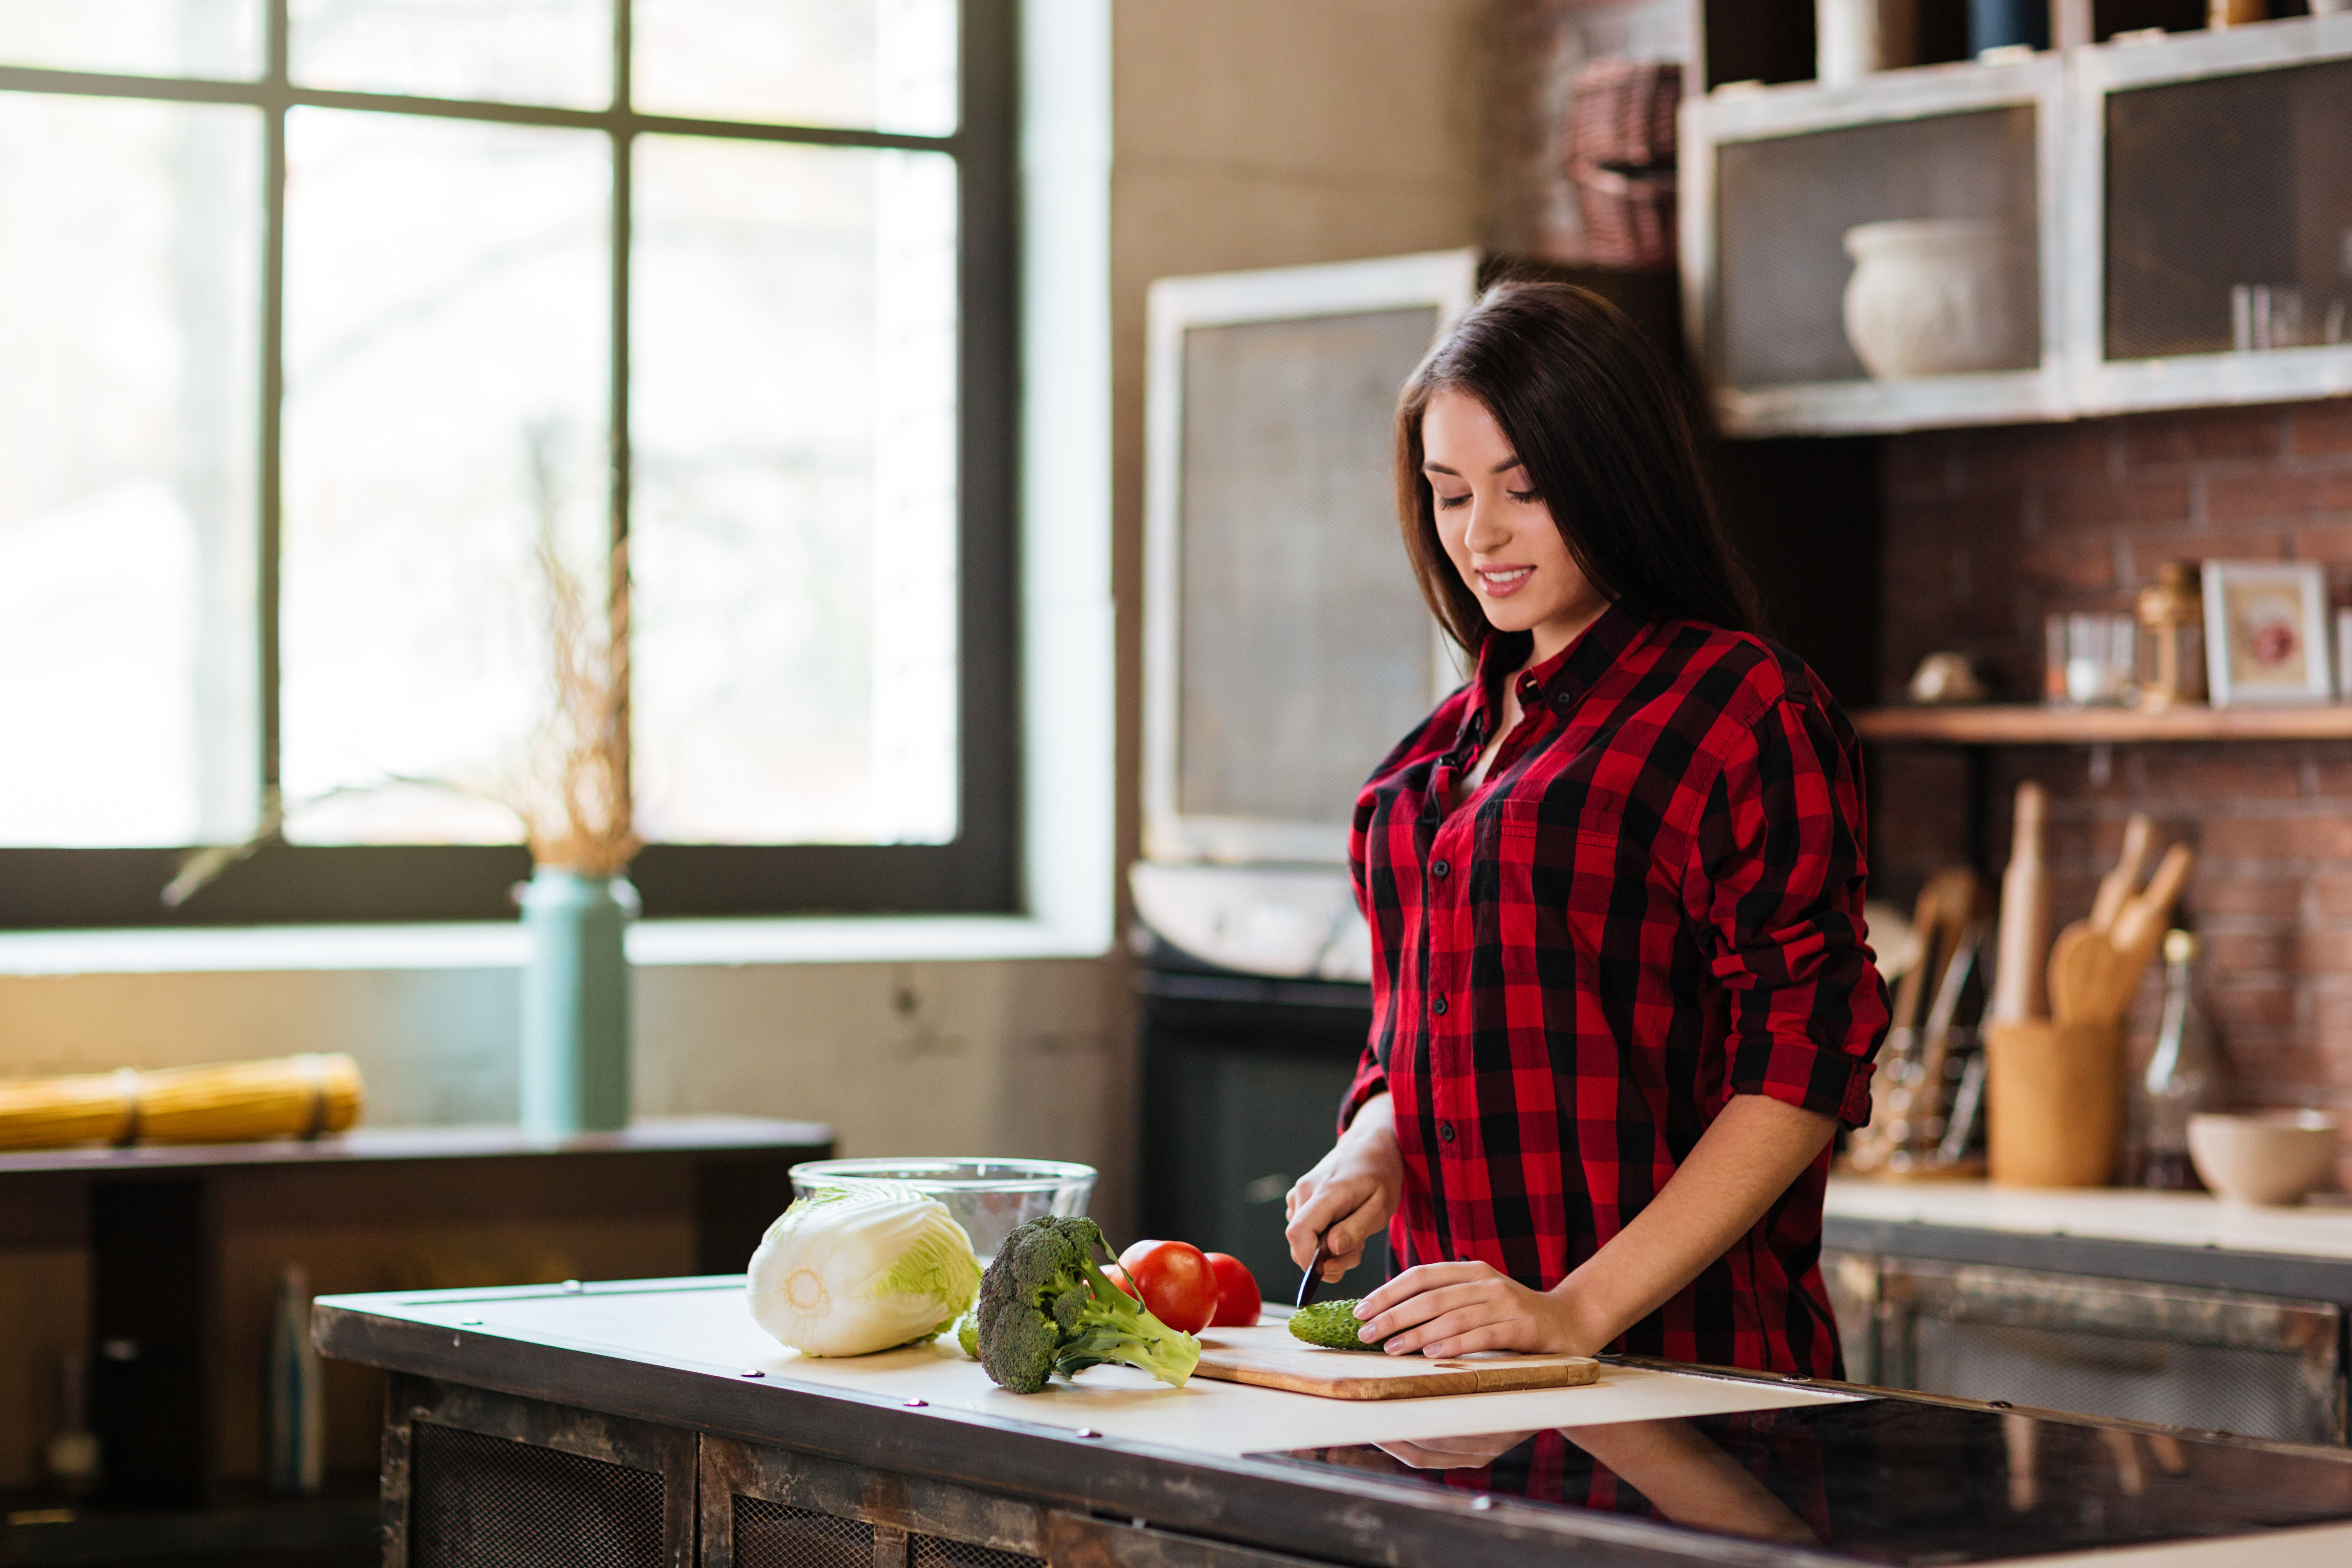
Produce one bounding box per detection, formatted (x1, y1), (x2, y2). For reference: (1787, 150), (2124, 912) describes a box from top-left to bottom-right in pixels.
(0, 1116), (829, 1546)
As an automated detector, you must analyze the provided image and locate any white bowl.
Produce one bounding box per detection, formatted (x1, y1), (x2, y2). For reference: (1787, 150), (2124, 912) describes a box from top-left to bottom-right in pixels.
(2187, 1111), (2342, 1206)
(788, 1157), (1096, 1261)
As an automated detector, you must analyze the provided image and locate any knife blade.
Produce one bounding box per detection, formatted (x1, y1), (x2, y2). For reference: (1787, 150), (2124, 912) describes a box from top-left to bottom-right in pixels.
(1295, 1234), (1332, 1310)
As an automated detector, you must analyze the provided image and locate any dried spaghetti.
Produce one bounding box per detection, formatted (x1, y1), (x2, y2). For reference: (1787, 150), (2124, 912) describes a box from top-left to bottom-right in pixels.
(0, 1054), (364, 1150)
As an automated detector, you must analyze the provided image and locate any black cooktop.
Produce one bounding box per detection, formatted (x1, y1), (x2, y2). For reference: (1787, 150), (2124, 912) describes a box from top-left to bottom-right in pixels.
(1254, 1397), (2352, 1564)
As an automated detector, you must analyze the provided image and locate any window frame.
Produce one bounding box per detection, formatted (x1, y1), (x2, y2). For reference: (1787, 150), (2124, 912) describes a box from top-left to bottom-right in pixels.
(0, 0), (1019, 929)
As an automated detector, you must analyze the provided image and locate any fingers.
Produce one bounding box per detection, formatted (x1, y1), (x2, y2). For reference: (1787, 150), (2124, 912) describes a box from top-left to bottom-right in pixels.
(1322, 1190), (1398, 1277)
(1363, 1280), (1507, 1343)
(1383, 1299), (1530, 1357)
(1284, 1177), (1359, 1269)
(1355, 1262), (1489, 1320)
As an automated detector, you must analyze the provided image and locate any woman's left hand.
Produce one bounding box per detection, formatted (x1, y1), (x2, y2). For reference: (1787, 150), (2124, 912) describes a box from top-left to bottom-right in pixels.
(1353, 1261), (1597, 1358)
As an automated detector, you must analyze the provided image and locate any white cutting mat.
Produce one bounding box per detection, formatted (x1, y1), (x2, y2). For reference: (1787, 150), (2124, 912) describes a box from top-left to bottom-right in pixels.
(383, 1279), (1855, 1458)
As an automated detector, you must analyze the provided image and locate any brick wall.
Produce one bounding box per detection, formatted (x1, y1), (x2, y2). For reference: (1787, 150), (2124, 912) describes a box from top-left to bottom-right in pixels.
(1875, 397), (2352, 1149)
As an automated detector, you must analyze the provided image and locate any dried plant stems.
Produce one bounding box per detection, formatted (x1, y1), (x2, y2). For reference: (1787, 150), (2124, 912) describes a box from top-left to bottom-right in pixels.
(163, 426), (640, 907)
(521, 530), (639, 878)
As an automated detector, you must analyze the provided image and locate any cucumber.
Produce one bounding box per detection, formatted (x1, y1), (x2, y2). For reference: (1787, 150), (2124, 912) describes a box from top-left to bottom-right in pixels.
(1287, 1299), (1392, 1351)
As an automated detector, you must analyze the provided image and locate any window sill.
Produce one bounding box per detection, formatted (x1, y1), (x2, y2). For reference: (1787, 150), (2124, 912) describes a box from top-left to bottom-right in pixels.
(0, 914), (1111, 977)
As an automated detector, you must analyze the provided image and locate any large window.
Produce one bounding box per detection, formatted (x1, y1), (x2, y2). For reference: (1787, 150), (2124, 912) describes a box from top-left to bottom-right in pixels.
(0, 0), (1016, 926)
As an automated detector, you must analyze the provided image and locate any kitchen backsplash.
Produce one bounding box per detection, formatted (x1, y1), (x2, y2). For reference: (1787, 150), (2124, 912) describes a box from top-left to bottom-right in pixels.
(1874, 397), (2352, 1145)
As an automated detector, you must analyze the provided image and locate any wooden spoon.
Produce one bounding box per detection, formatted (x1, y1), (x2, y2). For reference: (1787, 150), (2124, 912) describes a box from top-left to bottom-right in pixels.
(2110, 844), (2195, 962)
(2100, 844), (2195, 1022)
(2049, 921), (2126, 1027)
(2045, 921), (2085, 1024)
(2088, 814), (2153, 935)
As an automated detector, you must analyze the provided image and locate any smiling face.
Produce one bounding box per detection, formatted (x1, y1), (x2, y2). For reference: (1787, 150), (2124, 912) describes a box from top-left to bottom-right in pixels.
(1420, 388), (1607, 666)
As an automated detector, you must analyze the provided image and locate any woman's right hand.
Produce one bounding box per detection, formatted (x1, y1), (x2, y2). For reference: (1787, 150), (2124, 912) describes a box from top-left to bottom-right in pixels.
(1284, 1093), (1403, 1283)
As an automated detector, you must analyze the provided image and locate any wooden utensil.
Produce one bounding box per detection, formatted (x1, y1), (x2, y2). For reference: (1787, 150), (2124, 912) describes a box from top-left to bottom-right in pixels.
(1991, 782), (2051, 1024)
(2087, 814), (2153, 935)
(2045, 921), (2085, 1023)
(2046, 843), (2194, 1026)
(2109, 843), (2194, 963)
(1890, 867), (1988, 1033)
(1912, 921), (1984, 1144)
(1191, 1325), (1600, 1401)
(2048, 921), (2125, 1027)
(1851, 868), (1984, 1174)
(2099, 843), (2196, 1019)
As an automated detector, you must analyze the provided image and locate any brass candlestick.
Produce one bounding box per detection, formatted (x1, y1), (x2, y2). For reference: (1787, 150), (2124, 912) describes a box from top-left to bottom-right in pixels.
(2136, 560), (2206, 711)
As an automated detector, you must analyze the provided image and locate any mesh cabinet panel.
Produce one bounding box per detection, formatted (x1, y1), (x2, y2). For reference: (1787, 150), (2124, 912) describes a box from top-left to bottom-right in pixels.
(410, 1421), (666, 1568)
(1176, 307), (1445, 826)
(735, 1499), (877, 1568)
(910, 1535), (1045, 1568)
(1715, 107), (2040, 388)
(2106, 58), (2352, 360)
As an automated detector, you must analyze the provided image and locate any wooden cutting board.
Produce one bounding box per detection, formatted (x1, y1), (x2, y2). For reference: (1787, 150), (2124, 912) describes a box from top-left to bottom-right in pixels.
(1192, 1324), (1600, 1401)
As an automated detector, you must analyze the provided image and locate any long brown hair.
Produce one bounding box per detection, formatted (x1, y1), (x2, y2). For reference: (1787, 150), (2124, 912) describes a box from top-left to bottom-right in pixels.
(1394, 282), (1760, 664)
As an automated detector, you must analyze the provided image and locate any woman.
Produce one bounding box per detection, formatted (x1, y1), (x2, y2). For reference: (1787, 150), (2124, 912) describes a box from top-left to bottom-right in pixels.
(1283, 282), (1888, 1377)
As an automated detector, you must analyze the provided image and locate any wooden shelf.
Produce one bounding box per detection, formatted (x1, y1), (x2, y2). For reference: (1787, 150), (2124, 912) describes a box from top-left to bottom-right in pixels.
(1853, 704), (2352, 744)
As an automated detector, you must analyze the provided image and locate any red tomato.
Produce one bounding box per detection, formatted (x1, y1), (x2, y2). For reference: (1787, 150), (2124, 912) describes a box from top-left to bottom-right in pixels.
(1116, 1239), (1217, 1334)
(1102, 1262), (1140, 1299)
(1203, 1252), (1260, 1327)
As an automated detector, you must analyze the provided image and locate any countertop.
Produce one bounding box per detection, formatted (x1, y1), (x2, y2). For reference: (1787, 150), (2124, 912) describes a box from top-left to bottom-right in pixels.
(0, 1114), (832, 1177)
(316, 1275), (2352, 1566)
(1824, 1176), (2352, 1300)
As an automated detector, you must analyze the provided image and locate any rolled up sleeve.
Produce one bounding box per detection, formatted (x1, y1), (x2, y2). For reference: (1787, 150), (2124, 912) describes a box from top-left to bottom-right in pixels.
(1687, 694), (1889, 1128)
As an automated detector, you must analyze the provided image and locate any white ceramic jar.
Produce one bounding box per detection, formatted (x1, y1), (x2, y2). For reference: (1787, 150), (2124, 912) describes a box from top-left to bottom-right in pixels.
(1841, 219), (2035, 379)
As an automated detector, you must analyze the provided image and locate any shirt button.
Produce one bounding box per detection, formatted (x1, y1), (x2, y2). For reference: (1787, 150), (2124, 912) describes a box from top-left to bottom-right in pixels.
(1438, 1121), (1456, 1144)
(1432, 858), (1450, 878)
(1432, 995), (1448, 1016)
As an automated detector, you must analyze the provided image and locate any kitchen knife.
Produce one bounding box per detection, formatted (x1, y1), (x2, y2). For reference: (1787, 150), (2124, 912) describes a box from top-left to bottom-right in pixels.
(1296, 1235), (1332, 1310)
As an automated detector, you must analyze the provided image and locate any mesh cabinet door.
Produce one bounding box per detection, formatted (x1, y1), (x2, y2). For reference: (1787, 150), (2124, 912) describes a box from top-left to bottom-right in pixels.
(412, 1422), (668, 1568)
(703, 1437), (1048, 1568)
(2105, 56), (2352, 362)
(1143, 251), (1477, 866)
(386, 1378), (696, 1568)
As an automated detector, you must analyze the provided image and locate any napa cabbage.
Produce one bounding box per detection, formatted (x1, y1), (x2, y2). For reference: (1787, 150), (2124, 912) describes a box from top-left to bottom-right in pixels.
(746, 1183), (982, 1357)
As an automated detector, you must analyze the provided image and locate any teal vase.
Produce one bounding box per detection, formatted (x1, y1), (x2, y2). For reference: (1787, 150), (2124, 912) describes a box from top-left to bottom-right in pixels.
(519, 868), (633, 1136)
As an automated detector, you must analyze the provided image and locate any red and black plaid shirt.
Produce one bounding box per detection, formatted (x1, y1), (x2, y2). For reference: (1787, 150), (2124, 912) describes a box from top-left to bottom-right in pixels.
(1343, 603), (1887, 1376)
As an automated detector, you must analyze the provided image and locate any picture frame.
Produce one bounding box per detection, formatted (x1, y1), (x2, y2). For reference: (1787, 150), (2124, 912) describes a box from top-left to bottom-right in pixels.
(2340, 609), (2352, 704)
(2201, 560), (2332, 706)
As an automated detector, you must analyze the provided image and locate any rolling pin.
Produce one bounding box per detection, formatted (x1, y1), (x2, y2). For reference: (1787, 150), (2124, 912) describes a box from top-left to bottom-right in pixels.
(1990, 781), (2051, 1024)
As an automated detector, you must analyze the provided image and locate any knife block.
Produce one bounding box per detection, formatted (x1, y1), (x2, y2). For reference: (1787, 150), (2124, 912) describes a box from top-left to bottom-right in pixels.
(1985, 1020), (2124, 1187)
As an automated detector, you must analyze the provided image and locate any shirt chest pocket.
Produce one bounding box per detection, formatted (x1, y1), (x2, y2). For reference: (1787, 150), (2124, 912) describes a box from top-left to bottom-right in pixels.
(1484, 801), (1631, 979)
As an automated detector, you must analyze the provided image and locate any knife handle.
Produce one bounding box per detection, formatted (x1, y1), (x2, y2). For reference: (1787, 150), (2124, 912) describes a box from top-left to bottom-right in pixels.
(1296, 1236), (1332, 1310)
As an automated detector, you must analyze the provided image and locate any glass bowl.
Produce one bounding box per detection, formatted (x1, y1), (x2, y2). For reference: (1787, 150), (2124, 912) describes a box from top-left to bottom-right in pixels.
(787, 1157), (1096, 1261)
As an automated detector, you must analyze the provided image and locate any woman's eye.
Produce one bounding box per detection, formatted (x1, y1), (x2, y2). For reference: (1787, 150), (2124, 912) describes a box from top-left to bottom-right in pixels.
(1434, 492), (1469, 510)
(1508, 489), (1542, 505)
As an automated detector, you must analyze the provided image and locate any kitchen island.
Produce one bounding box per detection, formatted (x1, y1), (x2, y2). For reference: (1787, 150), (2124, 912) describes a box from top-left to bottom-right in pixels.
(316, 1275), (2352, 1567)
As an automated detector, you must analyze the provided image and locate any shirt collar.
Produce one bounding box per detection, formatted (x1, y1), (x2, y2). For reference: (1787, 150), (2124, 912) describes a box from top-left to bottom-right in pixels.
(1468, 601), (1653, 735)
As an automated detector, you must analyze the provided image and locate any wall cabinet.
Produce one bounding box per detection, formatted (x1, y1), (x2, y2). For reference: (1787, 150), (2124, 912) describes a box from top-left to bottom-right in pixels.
(1684, 14), (2352, 434)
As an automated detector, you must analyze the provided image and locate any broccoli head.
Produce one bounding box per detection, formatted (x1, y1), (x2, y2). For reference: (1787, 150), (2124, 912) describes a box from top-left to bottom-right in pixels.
(1288, 1299), (1393, 1351)
(974, 1216), (1200, 1394)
